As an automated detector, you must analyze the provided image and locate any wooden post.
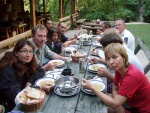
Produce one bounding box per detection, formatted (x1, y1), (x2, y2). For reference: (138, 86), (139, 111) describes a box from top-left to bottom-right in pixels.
(30, 0), (36, 27)
(70, 0), (73, 29)
(43, 0), (46, 18)
(59, 0), (63, 18)
(73, 0), (76, 13)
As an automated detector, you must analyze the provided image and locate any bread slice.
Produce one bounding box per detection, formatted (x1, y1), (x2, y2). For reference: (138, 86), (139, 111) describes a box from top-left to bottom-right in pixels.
(25, 88), (43, 100)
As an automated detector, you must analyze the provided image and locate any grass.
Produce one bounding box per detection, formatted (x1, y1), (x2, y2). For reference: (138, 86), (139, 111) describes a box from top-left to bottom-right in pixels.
(126, 24), (150, 51)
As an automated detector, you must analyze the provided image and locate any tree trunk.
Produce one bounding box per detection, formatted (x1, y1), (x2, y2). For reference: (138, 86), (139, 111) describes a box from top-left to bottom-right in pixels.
(137, 0), (144, 22)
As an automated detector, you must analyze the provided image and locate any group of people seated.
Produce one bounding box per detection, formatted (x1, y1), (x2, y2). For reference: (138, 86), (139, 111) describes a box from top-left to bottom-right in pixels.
(0, 17), (150, 113)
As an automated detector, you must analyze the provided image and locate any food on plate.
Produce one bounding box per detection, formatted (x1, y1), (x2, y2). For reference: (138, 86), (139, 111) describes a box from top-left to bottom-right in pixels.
(56, 61), (62, 66)
(72, 50), (85, 56)
(92, 83), (102, 91)
(91, 65), (99, 71)
(39, 79), (54, 87)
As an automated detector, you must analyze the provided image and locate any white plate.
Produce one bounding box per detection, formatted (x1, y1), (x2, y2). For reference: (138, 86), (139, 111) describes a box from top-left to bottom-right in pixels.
(65, 47), (76, 52)
(92, 41), (102, 47)
(98, 50), (105, 59)
(82, 80), (106, 95)
(88, 64), (106, 72)
(34, 77), (55, 87)
(48, 60), (65, 68)
(46, 73), (62, 80)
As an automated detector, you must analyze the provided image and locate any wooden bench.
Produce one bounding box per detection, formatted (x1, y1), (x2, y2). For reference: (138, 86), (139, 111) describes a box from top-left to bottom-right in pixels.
(72, 13), (86, 27)
(134, 37), (150, 74)
(75, 19), (86, 25)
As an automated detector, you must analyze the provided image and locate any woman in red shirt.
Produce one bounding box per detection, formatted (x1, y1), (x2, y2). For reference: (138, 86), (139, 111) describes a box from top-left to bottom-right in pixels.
(82, 43), (150, 113)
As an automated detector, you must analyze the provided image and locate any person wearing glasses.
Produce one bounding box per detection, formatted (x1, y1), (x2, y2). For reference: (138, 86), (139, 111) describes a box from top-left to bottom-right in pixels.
(0, 39), (53, 112)
(57, 22), (77, 46)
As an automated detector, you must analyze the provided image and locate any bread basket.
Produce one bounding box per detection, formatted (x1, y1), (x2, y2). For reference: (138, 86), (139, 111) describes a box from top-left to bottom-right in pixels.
(20, 89), (46, 111)
(71, 51), (87, 62)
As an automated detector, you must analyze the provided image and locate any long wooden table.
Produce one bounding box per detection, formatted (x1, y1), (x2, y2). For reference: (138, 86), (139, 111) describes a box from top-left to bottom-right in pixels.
(12, 38), (108, 113)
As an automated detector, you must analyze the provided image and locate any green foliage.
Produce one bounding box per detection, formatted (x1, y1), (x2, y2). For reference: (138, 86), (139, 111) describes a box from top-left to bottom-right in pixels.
(144, 0), (150, 22)
(23, 0), (150, 23)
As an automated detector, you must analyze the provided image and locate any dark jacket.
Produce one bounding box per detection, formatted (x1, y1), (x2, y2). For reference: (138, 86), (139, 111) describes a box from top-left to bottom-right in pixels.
(46, 41), (62, 54)
(0, 65), (45, 112)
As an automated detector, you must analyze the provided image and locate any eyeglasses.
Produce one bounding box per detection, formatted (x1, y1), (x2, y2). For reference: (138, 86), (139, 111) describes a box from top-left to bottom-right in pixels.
(19, 50), (34, 55)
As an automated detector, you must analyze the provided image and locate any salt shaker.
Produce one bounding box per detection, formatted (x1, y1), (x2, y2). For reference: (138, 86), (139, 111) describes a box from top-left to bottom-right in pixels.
(66, 58), (70, 69)
(79, 58), (85, 73)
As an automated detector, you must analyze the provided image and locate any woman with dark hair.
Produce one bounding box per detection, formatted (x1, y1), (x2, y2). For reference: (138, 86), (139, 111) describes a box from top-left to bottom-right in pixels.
(46, 27), (62, 54)
(46, 27), (74, 54)
(0, 39), (52, 112)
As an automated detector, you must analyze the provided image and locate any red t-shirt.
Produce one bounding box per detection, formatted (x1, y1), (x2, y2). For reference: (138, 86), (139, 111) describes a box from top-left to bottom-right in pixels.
(114, 64), (150, 113)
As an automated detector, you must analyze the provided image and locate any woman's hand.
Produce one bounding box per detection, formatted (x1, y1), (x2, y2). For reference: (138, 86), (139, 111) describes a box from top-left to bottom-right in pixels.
(97, 67), (109, 77)
(40, 83), (53, 93)
(82, 79), (94, 91)
(89, 57), (100, 64)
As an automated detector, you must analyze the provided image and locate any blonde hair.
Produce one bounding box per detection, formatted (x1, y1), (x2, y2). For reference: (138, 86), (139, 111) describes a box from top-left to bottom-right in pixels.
(104, 43), (129, 67)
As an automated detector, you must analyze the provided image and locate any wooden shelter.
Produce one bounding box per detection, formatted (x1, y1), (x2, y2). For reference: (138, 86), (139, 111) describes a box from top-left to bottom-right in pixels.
(2, 0), (77, 28)
(0, 0), (77, 49)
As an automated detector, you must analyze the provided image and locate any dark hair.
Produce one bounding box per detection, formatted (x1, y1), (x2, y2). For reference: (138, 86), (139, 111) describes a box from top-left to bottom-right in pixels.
(100, 33), (123, 48)
(31, 24), (46, 35)
(45, 17), (52, 24)
(103, 22), (111, 29)
(0, 39), (38, 79)
(58, 22), (64, 26)
(47, 27), (60, 42)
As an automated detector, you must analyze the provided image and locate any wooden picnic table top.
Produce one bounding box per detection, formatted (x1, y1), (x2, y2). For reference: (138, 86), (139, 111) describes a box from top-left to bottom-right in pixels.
(12, 37), (108, 113)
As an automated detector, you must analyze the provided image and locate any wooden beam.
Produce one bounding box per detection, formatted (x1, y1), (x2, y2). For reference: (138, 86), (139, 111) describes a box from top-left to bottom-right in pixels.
(59, 0), (63, 18)
(73, 0), (76, 13)
(30, 0), (36, 27)
(0, 30), (31, 49)
(43, 0), (46, 18)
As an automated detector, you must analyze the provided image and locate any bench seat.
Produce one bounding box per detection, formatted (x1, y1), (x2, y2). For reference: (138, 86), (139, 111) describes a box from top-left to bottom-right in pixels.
(75, 19), (86, 24)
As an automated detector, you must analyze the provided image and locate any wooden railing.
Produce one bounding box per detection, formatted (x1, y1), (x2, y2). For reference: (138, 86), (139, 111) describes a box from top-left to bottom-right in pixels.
(134, 37), (150, 74)
(0, 30), (31, 49)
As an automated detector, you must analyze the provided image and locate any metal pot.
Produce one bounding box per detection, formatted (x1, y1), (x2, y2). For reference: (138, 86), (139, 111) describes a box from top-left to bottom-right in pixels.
(55, 76), (80, 93)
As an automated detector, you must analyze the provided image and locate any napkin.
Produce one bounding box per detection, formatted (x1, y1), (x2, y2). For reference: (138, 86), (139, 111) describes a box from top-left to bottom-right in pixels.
(46, 69), (63, 75)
